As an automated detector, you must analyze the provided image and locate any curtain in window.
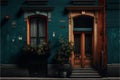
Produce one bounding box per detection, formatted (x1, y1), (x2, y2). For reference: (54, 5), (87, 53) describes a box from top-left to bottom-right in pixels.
(30, 17), (46, 47)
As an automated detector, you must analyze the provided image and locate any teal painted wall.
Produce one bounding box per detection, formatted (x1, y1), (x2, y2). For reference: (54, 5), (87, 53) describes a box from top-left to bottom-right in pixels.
(106, 0), (120, 63)
(48, 0), (71, 63)
(0, 0), (71, 64)
(0, 0), (119, 64)
(1, 0), (26, 64)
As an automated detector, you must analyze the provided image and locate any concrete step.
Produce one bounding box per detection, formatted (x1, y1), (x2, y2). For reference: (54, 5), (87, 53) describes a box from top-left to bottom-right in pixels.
(72, 68), (97, 73)
(72, 67), (93, 70)
(70, 73), (101, 78)
(70, 68), (101, 78)
(1, 77), (120, 80)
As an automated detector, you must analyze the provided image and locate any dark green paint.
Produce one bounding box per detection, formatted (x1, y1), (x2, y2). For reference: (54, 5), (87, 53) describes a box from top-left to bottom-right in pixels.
(0, 0), (119, 64)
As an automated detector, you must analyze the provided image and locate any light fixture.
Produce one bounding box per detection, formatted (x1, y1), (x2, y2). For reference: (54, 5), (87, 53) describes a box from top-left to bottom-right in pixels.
(82, 11), (86, 14)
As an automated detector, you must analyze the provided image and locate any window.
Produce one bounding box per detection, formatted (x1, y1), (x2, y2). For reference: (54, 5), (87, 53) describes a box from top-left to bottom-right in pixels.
(73, 15), (94, 28)
(27, 15), (47, 47)
(73, 15), (94, 32)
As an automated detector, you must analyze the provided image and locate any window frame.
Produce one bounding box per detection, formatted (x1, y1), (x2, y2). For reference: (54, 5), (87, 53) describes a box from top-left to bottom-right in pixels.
(27, 15), (48, 45)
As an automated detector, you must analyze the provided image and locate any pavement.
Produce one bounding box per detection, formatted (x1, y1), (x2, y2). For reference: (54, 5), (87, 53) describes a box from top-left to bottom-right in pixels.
(0, 77), (120, 80)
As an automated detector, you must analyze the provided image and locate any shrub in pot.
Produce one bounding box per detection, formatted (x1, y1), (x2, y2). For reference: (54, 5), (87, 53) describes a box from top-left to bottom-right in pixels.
(21, 42), (50, 77)
(54, 37), (74, 77)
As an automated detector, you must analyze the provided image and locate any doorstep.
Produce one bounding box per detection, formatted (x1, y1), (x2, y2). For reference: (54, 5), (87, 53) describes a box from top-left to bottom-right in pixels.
(0, 77), (120, 80)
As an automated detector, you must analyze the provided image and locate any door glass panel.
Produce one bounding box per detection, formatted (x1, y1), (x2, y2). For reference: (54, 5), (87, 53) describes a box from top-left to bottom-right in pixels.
(74, 34), (81, 54)
(85, 33), (92, 56)
(73, 15), (94, 28)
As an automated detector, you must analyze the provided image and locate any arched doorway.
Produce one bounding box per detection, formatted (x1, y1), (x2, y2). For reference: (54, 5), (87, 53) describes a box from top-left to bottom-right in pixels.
(73, 15), (94, 68)
(67, 5), (107, 75)
(68, 12), (98, 68)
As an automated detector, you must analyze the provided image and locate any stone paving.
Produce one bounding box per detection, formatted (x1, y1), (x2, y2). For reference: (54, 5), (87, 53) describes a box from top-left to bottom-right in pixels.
(0, 77), (120, 80)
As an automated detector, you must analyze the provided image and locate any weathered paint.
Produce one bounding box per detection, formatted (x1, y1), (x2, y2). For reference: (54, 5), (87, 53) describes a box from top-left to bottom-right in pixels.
(0, 0), (119, 64)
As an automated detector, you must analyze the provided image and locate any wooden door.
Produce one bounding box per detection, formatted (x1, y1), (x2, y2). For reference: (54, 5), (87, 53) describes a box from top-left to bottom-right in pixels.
(74, 32), (93, 68)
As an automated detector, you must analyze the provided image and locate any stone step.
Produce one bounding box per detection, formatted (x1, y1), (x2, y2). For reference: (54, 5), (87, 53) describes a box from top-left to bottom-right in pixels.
(1, 77), (120, 80)
(72, 69), (98, 73)
(70, 73), (101, 78)
(72, 68), (97, 72)
(72, 67), (93, 70)
(70, 68), (101, 78)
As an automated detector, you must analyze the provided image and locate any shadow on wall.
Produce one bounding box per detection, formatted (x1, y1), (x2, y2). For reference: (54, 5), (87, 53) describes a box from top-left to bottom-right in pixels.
(1, 18), (9, 27)
(16, 8), (24, 19)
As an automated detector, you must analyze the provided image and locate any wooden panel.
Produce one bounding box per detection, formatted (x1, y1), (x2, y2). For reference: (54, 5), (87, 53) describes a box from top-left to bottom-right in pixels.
(27, 19), (30, 45)
(81, 32), (85, 67)
(97, 11), (103, 67)
(98, 0), (105, 6)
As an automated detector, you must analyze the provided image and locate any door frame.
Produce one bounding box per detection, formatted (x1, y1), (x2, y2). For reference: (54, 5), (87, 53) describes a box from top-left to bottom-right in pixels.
(68, 11), (98, 68)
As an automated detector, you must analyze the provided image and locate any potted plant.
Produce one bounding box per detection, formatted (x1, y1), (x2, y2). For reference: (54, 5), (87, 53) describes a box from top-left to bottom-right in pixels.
(21, 42), (50, 77)
(54, 37), (74, 77)
(36, 42), (50, 77)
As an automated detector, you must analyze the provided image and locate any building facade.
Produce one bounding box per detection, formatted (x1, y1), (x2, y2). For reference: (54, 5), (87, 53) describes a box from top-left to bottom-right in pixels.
(0, 0), (120, 77)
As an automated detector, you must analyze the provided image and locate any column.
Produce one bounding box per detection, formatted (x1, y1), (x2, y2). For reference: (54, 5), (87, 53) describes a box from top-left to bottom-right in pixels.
(81, 32), (85, 67)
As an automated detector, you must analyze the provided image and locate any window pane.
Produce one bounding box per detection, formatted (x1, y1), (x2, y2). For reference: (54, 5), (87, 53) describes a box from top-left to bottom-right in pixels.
(38, 19), (46, 37)
(74, 34), (81, 54)
(85, 33), (92, 55)
(73, 15), (94, 28)
(39, 38), (45, 45)
(31, 38), (36, 47)
(29, 16), (47, 46)
(30, 19), (37, 37)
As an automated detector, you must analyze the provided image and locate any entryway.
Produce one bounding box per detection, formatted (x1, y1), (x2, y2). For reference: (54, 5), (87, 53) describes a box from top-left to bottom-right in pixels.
(70, 14), (95, 68)
(67, 6), (107, 77)
(68, 12), (101, 78)
(74, 32), (93, 68)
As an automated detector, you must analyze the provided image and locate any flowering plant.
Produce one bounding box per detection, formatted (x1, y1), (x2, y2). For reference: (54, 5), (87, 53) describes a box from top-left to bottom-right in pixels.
(22, 42), (49, 55)
(55, 37), (74, 64)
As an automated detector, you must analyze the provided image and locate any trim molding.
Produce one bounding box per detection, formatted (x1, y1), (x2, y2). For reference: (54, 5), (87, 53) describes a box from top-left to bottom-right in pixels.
(107, 64), (120, 66)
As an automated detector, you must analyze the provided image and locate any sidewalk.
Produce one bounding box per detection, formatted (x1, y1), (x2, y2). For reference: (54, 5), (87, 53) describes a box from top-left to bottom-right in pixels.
(0, 77), (120, 80)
